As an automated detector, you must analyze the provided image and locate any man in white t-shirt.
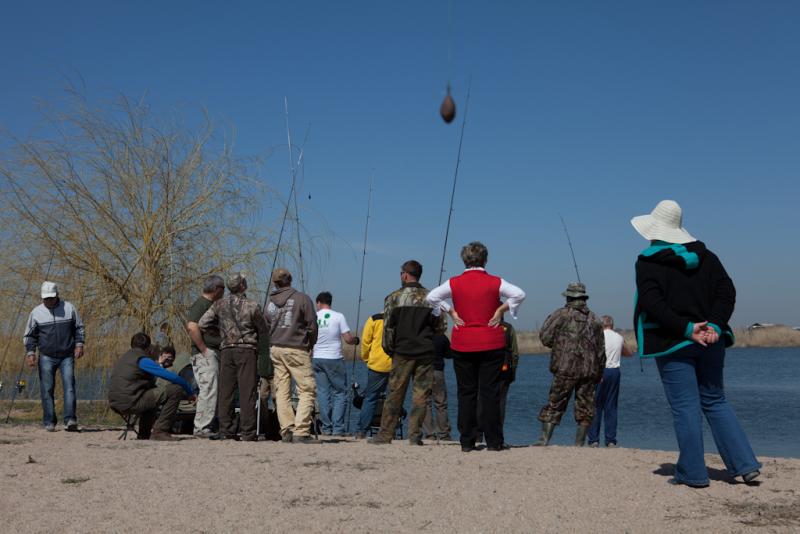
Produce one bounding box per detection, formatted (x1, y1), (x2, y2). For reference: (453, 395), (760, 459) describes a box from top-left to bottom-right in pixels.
(588, 315), (633, 448)
(312, 292), (358, 436)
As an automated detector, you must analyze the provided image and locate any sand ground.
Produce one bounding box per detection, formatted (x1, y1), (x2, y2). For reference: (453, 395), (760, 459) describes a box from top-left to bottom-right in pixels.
(1, 425), (798, 533)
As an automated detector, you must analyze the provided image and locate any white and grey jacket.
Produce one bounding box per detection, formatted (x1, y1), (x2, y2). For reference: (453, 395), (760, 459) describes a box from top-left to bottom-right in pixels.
(23, 300), (85, 358)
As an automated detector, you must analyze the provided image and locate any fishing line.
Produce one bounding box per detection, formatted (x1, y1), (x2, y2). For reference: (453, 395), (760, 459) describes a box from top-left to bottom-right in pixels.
(438, 77), (471, 286)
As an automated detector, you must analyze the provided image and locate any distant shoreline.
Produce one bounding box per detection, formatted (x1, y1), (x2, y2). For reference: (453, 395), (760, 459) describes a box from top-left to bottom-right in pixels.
(516, 326), (800, 355)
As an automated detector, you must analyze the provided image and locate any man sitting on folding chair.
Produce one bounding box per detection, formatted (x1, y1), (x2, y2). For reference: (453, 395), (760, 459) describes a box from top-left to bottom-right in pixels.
(108, 332), (194, 441)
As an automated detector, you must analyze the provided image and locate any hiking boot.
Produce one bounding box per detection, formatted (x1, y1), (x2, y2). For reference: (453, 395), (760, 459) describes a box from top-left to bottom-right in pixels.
(44, 424), (56, 432)
(281, 431), (293, 443)
(575, 424), (590, 447)
(352, 432), (366, 440)
(64, 420), (78, 432)
(151, 431), (177, 442)
(533, 422), (556, 446)
(743, 470), (760, 484)
(588, 442), (599, 448)
(368, 435), (392, 445)
(293, 435), (319, 444)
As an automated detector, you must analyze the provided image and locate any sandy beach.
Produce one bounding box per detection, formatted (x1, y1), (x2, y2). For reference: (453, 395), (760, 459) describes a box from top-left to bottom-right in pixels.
(1, 425), (798, 533)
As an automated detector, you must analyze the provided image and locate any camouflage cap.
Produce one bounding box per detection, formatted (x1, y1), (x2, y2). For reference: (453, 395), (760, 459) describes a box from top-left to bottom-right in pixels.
(562, 282), (588, 299)
(226, 272), (247, 291)
(271, 268), (292, 285)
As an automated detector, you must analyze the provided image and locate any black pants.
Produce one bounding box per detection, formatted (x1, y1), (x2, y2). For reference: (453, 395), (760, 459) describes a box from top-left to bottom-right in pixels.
(452, 349), (505, 448)
(218, 346), (258, 440)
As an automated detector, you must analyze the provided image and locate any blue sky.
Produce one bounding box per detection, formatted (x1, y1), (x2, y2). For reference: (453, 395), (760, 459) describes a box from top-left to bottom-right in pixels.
(2, 1), (799, 329)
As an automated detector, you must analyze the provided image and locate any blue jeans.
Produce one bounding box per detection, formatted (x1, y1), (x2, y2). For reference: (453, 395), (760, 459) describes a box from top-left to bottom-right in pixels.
(356, 368), (389, 434)
(588, 368), (621, 445)
(656, 342), (761, 485)
(312, 358), (347, 434)
(38, 355), (76, 426)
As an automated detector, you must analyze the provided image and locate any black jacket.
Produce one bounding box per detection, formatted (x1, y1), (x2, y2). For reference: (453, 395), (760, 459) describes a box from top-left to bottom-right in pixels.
(634, 240), (735, 357)
(382, 282), (439, 358)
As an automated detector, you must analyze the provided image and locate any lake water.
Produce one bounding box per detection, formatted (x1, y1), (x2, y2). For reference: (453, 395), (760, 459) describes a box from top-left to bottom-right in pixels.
(3, 347), (798, 458)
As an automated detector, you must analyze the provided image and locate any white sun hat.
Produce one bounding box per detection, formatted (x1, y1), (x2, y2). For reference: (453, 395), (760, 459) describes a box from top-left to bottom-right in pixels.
(630, 200), (696, 244)
(41, 281), (59, 299)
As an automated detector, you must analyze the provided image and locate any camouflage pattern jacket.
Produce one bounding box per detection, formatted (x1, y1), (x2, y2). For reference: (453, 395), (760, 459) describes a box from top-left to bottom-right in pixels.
(539, 300), (605, 380)
(382, 282), (441, 358)
(198, 293), (271, 376)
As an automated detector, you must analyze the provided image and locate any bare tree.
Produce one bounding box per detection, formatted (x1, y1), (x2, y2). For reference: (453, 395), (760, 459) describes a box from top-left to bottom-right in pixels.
(0, 91), (271, 342)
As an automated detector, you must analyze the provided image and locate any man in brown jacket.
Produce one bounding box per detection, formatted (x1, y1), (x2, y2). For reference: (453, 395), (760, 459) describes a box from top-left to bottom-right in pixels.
(198, 273), (270, 441)
(265, 268), (319, 443)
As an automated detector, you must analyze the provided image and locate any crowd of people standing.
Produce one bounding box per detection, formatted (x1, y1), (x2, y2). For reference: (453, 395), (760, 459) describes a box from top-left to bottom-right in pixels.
(20, 199), (762, 486)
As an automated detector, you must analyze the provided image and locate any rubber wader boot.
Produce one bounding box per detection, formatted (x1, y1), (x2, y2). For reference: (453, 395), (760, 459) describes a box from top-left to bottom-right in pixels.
(533, 422), (556, 446)
(575, 423), (590, 446)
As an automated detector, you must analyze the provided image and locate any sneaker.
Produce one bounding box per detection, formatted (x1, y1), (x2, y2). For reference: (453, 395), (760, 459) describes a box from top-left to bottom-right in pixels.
(606, 442), (618, 448)
(293, 435), (319, 444)
(44, 424), (55, 432)
(64, 420), (78, 432)
(588, 442), (599, 448)
(742, 470), (760, 483)
(281, 431), (293, 443)
(667, 478), (709, 488)
(193, 428), (215, 438)
(209, 434), (239, 441)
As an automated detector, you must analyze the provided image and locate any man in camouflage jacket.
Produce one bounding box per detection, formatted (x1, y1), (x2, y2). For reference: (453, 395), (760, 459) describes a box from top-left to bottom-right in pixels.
(534, 282), (605, 447)
(369, 260), (440, 446)
(198, 273), (271, 441)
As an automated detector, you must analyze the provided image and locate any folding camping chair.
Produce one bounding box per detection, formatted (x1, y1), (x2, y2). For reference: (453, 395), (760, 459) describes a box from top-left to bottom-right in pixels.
(113, 410), (139, 440)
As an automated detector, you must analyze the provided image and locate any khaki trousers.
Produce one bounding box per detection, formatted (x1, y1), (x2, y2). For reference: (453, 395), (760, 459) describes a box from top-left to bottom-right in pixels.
(271, 346), (316, 437)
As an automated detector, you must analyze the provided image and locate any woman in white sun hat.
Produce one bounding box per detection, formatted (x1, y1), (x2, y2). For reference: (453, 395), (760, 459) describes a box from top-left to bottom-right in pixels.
(632, 199), (761, 488)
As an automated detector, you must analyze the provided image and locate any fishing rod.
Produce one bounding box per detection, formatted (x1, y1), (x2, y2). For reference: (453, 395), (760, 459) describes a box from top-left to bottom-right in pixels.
(437, 78), (471, 285)
(262, 97), (308, 310)
(5, 249), (57, 423)
(559, 214), (581, 284)
(346, 173), (373, 434)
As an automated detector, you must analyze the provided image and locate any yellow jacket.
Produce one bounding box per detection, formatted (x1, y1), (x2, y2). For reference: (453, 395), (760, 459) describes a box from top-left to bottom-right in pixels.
(361, 314), (391, 373)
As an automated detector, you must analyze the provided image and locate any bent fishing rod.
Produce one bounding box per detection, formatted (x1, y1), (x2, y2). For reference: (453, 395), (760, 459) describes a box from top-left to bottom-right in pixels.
(437, 78), (471, 286)
(345, 173), (373, 433)
(559, 214), (581, 284)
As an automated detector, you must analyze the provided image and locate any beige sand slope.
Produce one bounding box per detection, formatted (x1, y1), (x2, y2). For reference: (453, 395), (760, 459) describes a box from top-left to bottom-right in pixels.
(1, 426), (798, 533)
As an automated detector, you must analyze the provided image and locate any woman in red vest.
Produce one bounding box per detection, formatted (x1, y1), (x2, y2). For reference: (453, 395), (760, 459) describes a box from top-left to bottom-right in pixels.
(427, 242), (525, 452)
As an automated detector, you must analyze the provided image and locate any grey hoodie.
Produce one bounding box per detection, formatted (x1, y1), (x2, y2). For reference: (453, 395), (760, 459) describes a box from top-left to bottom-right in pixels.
(266, 286), (318, 351)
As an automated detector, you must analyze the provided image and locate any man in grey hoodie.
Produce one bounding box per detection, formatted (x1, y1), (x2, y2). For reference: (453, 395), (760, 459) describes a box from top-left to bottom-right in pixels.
(265, 268), (319, 443)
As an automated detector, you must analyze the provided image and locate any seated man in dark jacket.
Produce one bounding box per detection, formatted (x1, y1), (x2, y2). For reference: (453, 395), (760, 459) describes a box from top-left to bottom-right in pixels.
(108, 332), (194, 441)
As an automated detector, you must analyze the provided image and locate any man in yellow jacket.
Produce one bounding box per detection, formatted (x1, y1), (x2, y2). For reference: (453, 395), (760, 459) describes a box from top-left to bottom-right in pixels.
(352, 313), (392, 439)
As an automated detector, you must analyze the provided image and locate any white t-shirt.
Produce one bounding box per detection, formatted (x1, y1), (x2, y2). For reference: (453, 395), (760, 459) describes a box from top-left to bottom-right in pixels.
(604, 329), (625, 369)
(312, 309), (350, 359)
